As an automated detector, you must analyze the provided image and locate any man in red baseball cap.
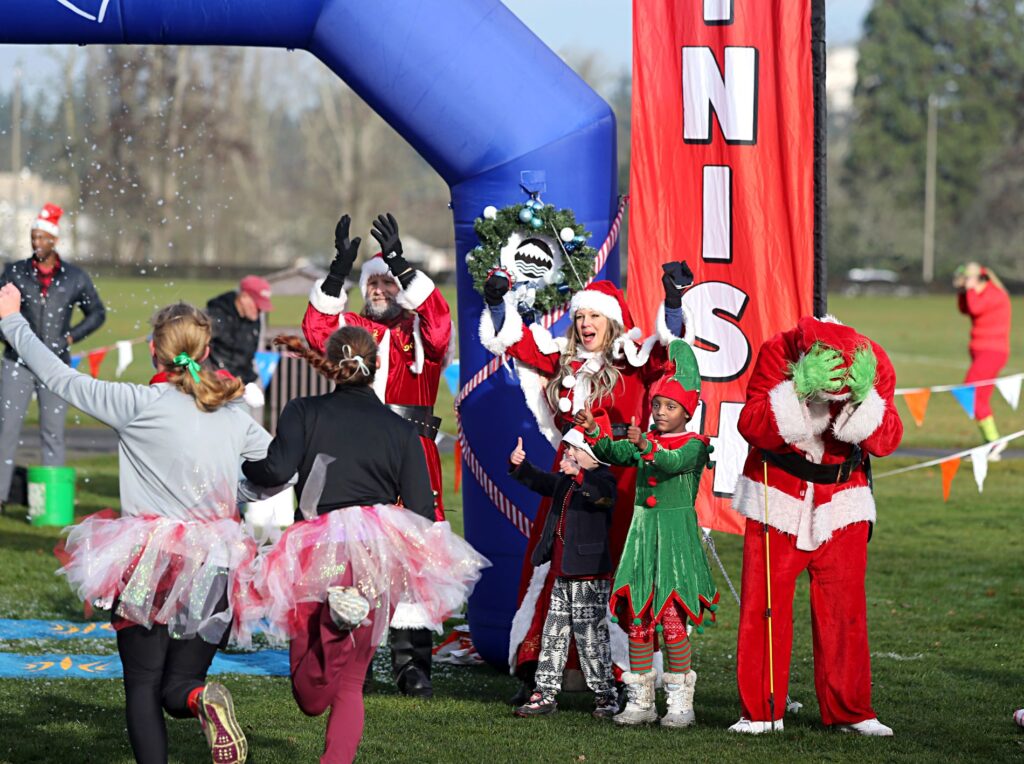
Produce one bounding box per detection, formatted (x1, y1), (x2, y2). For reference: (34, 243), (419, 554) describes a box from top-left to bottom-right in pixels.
(206, 275), (274, 408)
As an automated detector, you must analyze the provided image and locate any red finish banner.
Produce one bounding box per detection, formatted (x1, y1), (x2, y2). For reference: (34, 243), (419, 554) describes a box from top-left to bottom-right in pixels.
(628, 1), (820, 533)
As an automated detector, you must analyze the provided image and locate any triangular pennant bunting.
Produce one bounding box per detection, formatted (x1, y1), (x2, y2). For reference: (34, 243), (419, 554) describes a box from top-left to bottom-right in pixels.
(443, 361), (461, 396)
(70, 356), (82, 370)
(902, 388), (931, 427)
(950, 386), (976, 419)
(115, 340), (133, 378)
(254, 351), (280, 389)
(970, 445), (991, 493)
(940, 457), (961, 501)
(87, 349), (107, 379)
(995, 374), (1022, 411)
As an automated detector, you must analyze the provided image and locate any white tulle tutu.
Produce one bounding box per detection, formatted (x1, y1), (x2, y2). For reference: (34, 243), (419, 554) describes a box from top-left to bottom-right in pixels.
(57, 511), (262, 647)
(253, 505), (489, 643)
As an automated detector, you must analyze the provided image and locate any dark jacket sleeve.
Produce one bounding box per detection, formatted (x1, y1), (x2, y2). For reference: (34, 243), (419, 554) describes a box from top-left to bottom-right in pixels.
(242, 398), (305, 486)
(398, 429), (435, 520)
(577, 468), (617, 509)
(509, 459), (560, 498)
(0, 264), (11, 344)
(69, 270), (106, 342)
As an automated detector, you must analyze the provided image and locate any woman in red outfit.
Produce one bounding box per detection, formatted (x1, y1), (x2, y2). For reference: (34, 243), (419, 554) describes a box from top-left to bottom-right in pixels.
(479, 267), (692, 699)
(954, 262), (1012, 457)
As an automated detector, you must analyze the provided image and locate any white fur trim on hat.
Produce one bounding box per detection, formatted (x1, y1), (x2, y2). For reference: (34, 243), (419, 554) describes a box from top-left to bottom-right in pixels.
(309, 278), (349, 316)
(562, 427), (607, 465)
(358, 257), (395, 298)
(478, 290), (524, 355)
(831, 388), (886, 445)
(570, 289), (624, 327)
(31, 219), (59, 237)
(655, 301), (696, 346)
(395, 270), (435, 311)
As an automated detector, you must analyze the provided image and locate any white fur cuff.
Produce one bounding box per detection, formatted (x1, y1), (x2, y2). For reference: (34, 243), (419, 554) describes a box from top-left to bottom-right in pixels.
(390, 602), (443, 634)
(832, 388), (886, 445)
(769, 381), (813, 444)
(309, 277), (348, 316)
(478, 291), (524, 356)
(396, 270), (435, 311)
(655, 301), (696, 346)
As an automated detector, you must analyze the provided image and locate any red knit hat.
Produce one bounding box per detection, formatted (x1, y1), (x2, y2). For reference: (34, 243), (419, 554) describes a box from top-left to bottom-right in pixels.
(31, 203), (63, 238)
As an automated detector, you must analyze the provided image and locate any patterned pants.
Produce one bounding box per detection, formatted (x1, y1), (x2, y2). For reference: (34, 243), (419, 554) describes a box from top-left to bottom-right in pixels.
(535, 577), (615, 699)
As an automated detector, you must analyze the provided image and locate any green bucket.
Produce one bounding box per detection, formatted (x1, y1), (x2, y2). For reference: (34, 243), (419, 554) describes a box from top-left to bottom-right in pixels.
(27, 466), (76, 527)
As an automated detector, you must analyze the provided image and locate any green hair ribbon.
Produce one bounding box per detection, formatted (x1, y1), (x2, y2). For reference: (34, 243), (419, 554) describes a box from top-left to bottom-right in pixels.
(172, 352), (202, 384)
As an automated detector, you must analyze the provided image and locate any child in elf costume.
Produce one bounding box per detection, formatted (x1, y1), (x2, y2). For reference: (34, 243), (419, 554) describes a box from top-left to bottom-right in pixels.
(577, 340), (719, 728)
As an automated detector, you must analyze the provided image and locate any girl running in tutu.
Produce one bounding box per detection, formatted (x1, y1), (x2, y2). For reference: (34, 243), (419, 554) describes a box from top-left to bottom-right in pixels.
(242, 326), (488, 764)
(0, 284), (272, 764)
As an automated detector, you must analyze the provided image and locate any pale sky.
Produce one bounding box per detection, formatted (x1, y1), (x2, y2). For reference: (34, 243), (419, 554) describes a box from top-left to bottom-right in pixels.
(0, 1), (872, 92)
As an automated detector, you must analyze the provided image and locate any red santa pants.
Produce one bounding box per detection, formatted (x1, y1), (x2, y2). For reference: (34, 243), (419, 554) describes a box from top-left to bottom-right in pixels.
(290, 600), (383, 764)
(736, 519), (875, 725)
(964, 350), (1009, 421)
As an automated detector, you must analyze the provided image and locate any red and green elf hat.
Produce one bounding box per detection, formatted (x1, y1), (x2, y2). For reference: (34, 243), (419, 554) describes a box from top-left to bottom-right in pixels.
(650, 339), (701, 415)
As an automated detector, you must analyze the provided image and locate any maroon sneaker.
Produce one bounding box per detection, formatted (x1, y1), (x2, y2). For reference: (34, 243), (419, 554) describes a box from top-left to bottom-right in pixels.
(197, 682), (248, 763)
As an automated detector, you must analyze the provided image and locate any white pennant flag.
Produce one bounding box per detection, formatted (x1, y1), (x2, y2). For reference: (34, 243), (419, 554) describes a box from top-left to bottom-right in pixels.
(970, 444), (992, 493)
(995, 374), (1022, 410)
(115, 341), (133, 378)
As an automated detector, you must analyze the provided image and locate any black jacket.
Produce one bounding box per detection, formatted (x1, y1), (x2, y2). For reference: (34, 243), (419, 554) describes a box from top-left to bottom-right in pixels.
(511, 459), (617, 577)
(242, 384), (434, 521)
(206, 291), (259, 383)
(0, 257), (105, 363)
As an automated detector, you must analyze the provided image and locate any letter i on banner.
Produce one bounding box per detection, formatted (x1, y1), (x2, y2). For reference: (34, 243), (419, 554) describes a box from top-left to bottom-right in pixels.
(629, 1), (824, 533)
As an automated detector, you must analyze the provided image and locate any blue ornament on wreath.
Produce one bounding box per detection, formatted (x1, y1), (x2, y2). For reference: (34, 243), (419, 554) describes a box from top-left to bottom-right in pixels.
(530, 216), (544, 230)
(518, 208), (534, 223)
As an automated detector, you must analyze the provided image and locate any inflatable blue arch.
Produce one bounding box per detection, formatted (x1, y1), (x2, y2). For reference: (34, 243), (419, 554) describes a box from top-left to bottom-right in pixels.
(0, 0), (619, 666)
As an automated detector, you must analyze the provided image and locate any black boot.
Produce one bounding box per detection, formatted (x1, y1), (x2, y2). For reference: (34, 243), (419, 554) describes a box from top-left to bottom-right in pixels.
(390, 628), (434, 699)
(509, 662), (537, 706)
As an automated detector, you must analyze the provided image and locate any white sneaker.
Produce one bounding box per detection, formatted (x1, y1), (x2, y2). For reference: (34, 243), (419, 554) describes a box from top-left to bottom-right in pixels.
(837, 718), (893, 737)
(988, 440), (1008, 462)
(728, 717), (784, 734)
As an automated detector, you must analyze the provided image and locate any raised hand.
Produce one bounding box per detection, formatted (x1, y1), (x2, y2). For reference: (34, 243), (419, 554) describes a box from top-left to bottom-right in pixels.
(510, 436), (526, 466)
(574, 409), (597, 432)
(846, 344), (878, 403)
(626, 416), (644, 445)
(789, 342), (846, 400)
(327, 214), (360, 287)
(370, 212), (403, 258)
(661, 261), (695, 309)
(484, 270), (512, 306)
(0, 283), (22, 319)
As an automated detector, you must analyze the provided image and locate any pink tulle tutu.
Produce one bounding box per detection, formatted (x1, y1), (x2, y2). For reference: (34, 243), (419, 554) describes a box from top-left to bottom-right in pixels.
(57, 511), (262, 647)
(254, 505), (490, 643)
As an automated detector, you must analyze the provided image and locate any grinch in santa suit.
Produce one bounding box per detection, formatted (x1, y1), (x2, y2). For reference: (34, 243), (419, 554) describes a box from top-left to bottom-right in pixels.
(729, 316), (903, 736)
(303, 212), (454, 699)
(480, 263), (693, 700)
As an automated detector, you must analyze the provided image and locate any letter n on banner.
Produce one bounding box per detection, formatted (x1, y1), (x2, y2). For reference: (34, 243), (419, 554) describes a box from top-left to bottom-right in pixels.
(628, 1), (827, 533)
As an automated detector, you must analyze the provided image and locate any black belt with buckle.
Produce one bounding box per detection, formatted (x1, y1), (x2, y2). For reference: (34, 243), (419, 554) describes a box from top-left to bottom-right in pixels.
(761, 446), (865, 485)
(387, 404), (442, 441)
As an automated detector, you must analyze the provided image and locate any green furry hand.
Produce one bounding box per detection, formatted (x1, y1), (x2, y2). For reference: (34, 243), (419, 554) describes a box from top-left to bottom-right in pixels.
(789, 343), (845, 399)
(846, 344), (877, 403)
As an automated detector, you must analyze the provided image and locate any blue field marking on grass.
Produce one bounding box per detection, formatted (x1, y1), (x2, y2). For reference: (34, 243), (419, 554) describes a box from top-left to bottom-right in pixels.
(0, 618), (115, 640)
(0, 650), (290, 678)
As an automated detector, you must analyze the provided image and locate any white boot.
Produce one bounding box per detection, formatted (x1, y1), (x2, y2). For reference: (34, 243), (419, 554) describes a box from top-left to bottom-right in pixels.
(837, 718), (893, 737)
(660, 671), (696, 728)
(728, 717), (784, 734)
(613, 671), (659, 726)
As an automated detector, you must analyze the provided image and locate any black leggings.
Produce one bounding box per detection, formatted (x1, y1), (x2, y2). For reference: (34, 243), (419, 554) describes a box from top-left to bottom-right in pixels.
(116, 624), (219, 764)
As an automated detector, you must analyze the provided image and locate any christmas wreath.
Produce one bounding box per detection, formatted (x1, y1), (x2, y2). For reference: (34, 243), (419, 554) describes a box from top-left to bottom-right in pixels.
(466, 198), (598, 314)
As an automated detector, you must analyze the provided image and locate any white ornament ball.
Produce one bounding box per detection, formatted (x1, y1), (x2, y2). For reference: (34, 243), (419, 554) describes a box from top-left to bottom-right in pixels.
(562, 374), (577, 389)
(559, 227), (575, 243)
(558, 397), (573, 413)
(482, 205), (498, 220)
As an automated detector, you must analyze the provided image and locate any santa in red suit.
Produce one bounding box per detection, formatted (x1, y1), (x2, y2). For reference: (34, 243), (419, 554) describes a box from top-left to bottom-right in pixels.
(729, 316), (903, 736)
(302, 212), (454, 698)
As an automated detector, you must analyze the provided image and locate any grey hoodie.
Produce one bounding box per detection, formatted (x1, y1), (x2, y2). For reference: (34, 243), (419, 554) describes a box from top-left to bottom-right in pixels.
(0, 313), (272, 521)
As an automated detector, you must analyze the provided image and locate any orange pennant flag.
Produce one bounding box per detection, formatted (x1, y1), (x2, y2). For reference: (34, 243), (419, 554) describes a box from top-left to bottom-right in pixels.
(87, 348), (108, 379)
(453, 441), (462, 492)
(902, 388), (932, 428)
(940, 457), (961, 502)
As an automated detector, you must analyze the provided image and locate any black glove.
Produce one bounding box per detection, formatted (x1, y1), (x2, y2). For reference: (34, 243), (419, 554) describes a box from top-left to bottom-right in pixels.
(484, 272), (511, 306)
(370, 212), (414, 287)
(323, 214), (361, 297)
(661, 261), (694, 309)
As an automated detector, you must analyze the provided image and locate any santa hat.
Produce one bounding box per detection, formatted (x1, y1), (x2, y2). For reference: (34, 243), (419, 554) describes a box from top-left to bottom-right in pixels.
(569, 280), (631, 330)
(561, 426), (608, 465)
(358, 254), (396, 298)
(650, 339), (701, 415)
(31, 203), (63, 238)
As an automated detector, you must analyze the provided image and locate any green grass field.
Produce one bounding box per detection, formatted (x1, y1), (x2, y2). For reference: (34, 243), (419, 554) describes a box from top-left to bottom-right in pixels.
(1, 281), (1023, 762)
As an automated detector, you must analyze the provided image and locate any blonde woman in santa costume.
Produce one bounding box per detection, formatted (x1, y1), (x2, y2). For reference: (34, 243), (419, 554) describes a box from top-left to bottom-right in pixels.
(0, 286), (271, 764)
(480, 262), (694, 700)
(242, 326), (488, 764)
